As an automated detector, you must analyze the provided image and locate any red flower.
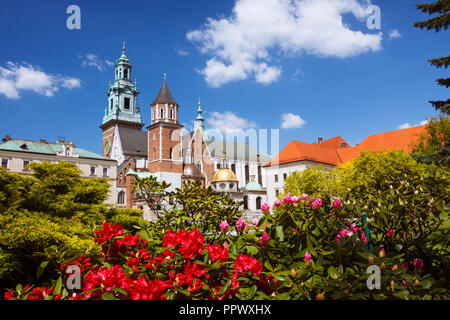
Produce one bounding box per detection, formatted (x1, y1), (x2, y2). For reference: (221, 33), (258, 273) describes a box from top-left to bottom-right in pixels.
(162, 228), (205, 259)
(94, 221), (123, 244)
(27, 287), (54, 300)
(233, 254), (263, 277)
(130, 276), (172, 300)
(82, 265), (132, 299)
(206, 244), (229, 262)
(4, 291), (14, 300)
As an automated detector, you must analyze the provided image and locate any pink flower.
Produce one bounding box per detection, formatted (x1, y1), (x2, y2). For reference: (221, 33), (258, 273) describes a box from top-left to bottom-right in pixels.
(301, 193), (308, 201)
(386, 229), (394, 237)
(310, 197), (323, 210)
(332, 199), (342, 210)
(413, 258), (424, 271)
(281, 193), (292, 204)
(236, 218), (248, 231)
(261, 202), (270, 212)
(274, 199), (281, 207)
(292, 196), (299, 203)
(401, 261), (408, 270)
(379, 248), (386, 258)
(260, 232), (270, 245)
(402, 280), (408, 286)
(220, 220), (229, 232)
(252, 218), (259, 227)
(304, 251), (312, 262)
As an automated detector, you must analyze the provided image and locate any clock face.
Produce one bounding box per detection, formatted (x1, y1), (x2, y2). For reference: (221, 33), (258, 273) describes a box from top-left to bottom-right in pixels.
(104, 141), (111, 156)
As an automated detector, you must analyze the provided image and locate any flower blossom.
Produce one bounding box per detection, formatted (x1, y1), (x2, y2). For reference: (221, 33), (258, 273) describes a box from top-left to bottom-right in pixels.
(414, 258), (424, 271)
(260, 232), (270, 245)
(236, 218), (248, 231)
(220, 220), (229, 232)
(274, 199), (281, 207)
(304, 251), (312, 263)
(261, 202), (270, 212)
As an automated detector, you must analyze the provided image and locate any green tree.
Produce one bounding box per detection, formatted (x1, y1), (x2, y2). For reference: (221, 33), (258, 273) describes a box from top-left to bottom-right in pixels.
(413, 0), (450, 114)
(413, 115), (450, 166)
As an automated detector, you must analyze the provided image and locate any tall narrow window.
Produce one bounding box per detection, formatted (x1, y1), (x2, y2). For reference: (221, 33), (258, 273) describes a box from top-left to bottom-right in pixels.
(124, 69), (128, 79)
(245, 165), (250, 184)
(118, 191), (125, 204)
(274, 174), (278, 183)
(124, 98), (130, 110)
(256, 197), (262, 210)
(169, 109), (173, 119)
(243, 196), (248, 210)
(258, 165), (262, 185)
(103, 167), (108, 177)
(160, 108), (164, 118)
(90, 166), (96, 176)
(231, 163), (236, 174)
(169, 148), (173, 160)
(1, 159), (8, 169)
(110, 99), (113, 110)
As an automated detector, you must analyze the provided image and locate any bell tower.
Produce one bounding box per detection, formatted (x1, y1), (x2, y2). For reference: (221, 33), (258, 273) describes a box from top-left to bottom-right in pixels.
(147, 74), (184, 189)
(100, 42), (144, 160)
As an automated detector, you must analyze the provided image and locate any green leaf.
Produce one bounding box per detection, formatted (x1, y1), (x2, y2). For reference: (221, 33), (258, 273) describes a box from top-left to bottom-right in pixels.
(264, 260), (274, 271)
(218, 280), (231, 296)
(101, 292), (117, 300)
(275, 226), (284, 241)
(248, 285), (257, 299)
(246, 246), (259, 255)
(55, 277), (62, 295)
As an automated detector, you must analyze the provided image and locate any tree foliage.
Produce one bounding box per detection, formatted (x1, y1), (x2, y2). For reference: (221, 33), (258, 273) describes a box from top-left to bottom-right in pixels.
(413, 0), (450, 114)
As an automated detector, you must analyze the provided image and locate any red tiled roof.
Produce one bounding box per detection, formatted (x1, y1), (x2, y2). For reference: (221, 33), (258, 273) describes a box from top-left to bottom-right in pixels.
(264, 125), (427, 167)
(318, 136), (349, 149)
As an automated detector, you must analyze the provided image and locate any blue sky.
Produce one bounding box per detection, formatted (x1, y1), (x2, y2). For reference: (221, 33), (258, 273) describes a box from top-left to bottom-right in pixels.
(0, 0), (448, 157)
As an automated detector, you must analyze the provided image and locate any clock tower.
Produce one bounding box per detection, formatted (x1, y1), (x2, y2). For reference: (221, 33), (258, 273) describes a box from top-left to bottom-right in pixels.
(100, 43), (145, 164)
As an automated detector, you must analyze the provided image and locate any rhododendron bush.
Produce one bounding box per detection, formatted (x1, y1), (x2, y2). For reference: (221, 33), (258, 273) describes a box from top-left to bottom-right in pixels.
(4, 187), (448, 300)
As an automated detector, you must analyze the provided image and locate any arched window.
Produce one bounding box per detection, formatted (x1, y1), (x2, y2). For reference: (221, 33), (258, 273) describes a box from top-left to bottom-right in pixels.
(169, 147), (173, 159)
(231, 163), (236, 174)
(243, 196), (248, 210)
(160, 108), (164, 118)
(256, 197), (262, 210)
(124, 69), (128, 79)
(118, 191), (125, 205)
(169, 109), (173, 119)
(196, 161), (202, 172)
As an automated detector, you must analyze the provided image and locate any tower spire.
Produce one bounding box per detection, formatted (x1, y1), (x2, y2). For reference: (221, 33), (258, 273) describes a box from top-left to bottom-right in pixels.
(122, 41), (126, 53)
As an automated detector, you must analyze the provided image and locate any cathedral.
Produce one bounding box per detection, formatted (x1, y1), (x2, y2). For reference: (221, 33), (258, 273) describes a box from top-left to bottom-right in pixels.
(100, 44), (271, 220)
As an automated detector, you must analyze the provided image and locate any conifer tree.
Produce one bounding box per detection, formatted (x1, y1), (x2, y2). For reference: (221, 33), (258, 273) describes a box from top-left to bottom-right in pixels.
(413, 0), (450, 114)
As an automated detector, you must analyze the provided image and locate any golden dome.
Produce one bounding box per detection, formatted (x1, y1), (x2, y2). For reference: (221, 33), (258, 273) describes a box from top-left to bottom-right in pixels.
(212, 168), (238, 182)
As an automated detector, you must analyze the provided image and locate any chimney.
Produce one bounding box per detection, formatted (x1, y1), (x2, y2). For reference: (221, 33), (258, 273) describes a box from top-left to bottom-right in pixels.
(2, 135), (11, 142)
(318, 137), (323, 145)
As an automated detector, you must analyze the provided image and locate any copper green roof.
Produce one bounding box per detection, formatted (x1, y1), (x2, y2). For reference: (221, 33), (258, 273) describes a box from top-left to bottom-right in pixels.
(0, 139), (113, 161)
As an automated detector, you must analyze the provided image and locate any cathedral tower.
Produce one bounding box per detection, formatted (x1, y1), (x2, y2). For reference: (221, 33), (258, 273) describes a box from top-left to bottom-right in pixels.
(100, 43), (146, 164)
(147, 75), (184, 189)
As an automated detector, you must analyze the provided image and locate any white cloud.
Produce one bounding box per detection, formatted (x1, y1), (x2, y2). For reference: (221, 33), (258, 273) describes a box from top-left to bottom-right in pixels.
(0, 62), (81, 99)
(398, 123), (411, 130)
(397, 119), (429, 130)
(291, 69), (304, 81)
(177, 49), (189, 56)
(80, 54), (114, 71)
(206, 111), (258, 138)
(388, 29), (401, 40)
(188, 0), (382, 87)
(281, 113), (306, 129)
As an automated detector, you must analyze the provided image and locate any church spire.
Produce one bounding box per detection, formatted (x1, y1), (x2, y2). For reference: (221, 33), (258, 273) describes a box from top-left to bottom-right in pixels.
(101, 43), (142, 128)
